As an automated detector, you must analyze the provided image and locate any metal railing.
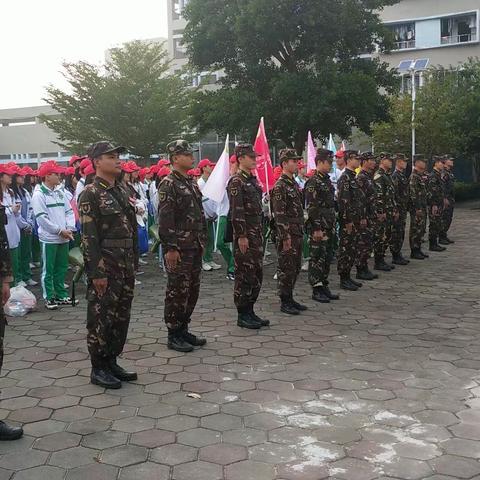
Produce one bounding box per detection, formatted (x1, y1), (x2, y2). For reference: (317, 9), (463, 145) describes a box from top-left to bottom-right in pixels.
(394, 40), (416, 50)
(441, 33), (477, 45)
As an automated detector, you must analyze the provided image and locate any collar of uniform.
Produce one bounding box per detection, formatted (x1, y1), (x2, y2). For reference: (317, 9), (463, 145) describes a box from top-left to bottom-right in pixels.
(40, 183), (55, 195)
(239, 169), (253, 180)
(94, 176), (115, 190)
(345, 168), (356, 177)
(315, 171), (326, 179)
(280, 173), (295, 184)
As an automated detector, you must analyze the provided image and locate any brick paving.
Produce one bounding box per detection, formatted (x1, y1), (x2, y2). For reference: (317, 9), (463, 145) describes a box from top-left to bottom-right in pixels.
(0, 203), (479, 479)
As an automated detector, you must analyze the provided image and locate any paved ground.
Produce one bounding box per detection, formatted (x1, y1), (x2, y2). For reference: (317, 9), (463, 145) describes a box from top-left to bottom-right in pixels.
(0, 203), (479, 480)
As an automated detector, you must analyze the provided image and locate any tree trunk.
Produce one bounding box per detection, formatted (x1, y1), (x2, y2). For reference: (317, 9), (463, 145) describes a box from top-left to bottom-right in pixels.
(294, 131), (307, 156)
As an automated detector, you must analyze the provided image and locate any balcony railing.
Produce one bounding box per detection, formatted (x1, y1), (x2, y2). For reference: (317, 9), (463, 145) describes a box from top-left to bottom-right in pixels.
(394, 40), (416, 50)
(441, 33), (477, 45)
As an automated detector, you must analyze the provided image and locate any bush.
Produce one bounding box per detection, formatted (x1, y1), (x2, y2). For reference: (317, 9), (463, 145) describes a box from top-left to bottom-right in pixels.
(454, 182), (480, 202)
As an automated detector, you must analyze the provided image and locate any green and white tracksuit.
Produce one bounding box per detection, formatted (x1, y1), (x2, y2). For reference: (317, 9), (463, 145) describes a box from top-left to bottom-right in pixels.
(31, 184), (75, 300)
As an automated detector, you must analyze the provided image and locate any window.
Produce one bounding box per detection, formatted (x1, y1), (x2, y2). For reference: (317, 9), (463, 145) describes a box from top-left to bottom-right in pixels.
(388, 22), (416, 50)
(441, 13), (477, 45)
(172, 0), (189, 19)
(173, 37), (187, 59)
(200, 73), (217, 86)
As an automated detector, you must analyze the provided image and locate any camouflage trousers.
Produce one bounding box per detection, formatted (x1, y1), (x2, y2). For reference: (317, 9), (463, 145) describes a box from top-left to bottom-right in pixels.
(309, 230), (334, 287)
(337, 223), (361, 277)
(391, 210), (408, 255)
(164, 249), (202, 331)
(374, 217), (393, 260)
(356, 218), (375, 269)
(409, 208), (427, 250)
(440, 202), (454, 237)
(428, 205), (444, 241)
(234, 228), (263, 313)
(87, 276), (135, 367)
(276, 235), (302, 298)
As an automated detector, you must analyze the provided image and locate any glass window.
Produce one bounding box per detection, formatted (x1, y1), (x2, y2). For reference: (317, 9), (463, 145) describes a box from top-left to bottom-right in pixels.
(441, 14), (477, 45)
(388, 22), (416, 50)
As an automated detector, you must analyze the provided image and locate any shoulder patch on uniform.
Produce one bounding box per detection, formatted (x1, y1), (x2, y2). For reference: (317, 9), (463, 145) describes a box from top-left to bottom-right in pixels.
(374, 172), (381, 181)
(158, 190), (167, 202)
(79, 202), (91, 215)
(230, 186), (239, 197)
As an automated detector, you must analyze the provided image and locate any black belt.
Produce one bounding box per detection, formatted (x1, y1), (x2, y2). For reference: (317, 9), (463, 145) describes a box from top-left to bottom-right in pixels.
(102, 239), (134, 248)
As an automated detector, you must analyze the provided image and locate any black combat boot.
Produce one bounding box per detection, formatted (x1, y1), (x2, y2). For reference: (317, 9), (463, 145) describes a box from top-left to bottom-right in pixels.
(419, 249), (429, 258)
(312, 287), (330, 303)
(168, 329), (194, 352)
(438, 236), (450, 245)
(410, 249), (425, 260)
(349, 277), (363, 288)
(91, 366), (122, 389)
(291, 299), (307, 311)
(322, 285), (339, 300)
(250, 308), (270, 327)
(181, 324), (207, 347)
(280, 296), (300, 315)
(374, 258), (392, 271)
(237, 310), (262, 329)
(356, 267), (375, 281)
(340, 276), (358, 291)
(0, 421), (23, 441)
(392, 253), (409, 265)
(429, 240), (446, 252)
(445, 236), (455, 244)
(108, 358), (138, 382)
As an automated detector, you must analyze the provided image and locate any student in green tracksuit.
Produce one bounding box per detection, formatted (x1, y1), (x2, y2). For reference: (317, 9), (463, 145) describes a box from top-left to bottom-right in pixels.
(31, 161), (76, 310)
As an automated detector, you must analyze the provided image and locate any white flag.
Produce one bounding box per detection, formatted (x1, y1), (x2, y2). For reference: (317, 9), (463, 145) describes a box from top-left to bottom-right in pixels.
(307, 131), (316, 172)
(200, 135), (230, 204)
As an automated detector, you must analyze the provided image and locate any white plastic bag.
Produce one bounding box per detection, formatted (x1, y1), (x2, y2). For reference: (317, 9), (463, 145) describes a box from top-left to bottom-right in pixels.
(4, 286), (37, 317)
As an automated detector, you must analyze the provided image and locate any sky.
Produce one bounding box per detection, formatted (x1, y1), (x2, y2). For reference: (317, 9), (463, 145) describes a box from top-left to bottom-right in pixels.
(0, 0), (169, 109)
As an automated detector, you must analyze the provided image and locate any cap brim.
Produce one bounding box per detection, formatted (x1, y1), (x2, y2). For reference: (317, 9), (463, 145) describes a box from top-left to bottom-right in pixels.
(103, 146), (127, 156)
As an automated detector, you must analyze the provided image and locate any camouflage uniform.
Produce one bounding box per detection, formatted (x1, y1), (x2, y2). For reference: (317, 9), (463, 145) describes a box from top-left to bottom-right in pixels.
(227, 169), (263, 314)
(304, 171), (335, 287)
(427, 168), (445, 243)
(355, 169), (376, 270)
(158, 170), (207, 332)
(337, 169), (367, 277)
(391, 168), (409, 256)
(440, 166), (455, 239)
(0, 206), (13, 375)
(271, 173), (304, 299)
(373, 167), (397, 261)
(79, 177), (138, 368)
(408, 169), (428, 250)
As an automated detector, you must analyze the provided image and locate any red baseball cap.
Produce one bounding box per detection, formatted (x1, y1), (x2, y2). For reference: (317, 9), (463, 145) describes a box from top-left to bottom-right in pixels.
(64, 166), (76, 175)
(229, 154), (237, 164)
(0, 165), (15, 175)
(127, 161), (140, 172)
(198, 159), (215, 170)
(335, 151), (344, 159)
(69, 155), (86, 167)
(83, 164), (95, 176)
(79, 158), (93, 172)
(157, 158), (171, 167)
(21, 166), (35, 176)
(158, 167), (170, 177)
(38, 160), (64, 177)
(187, 168), (201, 177)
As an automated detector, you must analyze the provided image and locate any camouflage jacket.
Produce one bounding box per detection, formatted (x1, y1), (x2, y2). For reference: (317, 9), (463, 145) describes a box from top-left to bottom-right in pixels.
(442, 169), (455, 201)
(158, 170), (207, 251)
(79, 177), (138, 279)
(337, 168), (367, 225)
(356, 170), (376, 219)
(408, 170), (428, 210)
(271, 174), (304, 240)
(374, 168), (397, 215)
(0, 206), (12, 283)
(392, 169), (410, 212)
(304, 171), (336, 232)
(227, 169), (263, 238)
(427, 169), (445, 207)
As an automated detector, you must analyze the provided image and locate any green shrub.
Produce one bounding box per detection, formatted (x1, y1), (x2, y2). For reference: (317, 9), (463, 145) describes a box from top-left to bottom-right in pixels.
(454, 182), (480, 202)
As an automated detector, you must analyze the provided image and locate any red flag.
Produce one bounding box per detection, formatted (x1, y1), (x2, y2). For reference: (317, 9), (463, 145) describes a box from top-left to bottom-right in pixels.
(253, 117), (275, 193)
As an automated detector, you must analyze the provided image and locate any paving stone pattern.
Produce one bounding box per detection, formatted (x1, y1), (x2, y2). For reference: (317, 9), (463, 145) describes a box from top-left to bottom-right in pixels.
(0, 205), (479, 479)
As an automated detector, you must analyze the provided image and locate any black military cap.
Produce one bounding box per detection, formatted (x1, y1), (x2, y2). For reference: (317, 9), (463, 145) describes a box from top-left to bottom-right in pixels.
(432, 155), (445, 163)
(279, 148), (302, 163)
(443, 154), (455, 161)
(413, 154), (426, 162)
(166, 139), (198, 157)
(393, 153), (408, 161)
(376, 152), (393, 162)
(234, 144), (258, 158)
(88, 141), (126, 159)
(315, 148), (334, 162)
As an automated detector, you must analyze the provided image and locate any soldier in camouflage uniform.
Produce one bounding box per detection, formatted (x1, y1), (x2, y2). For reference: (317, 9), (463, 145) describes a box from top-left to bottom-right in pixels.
(373, 153), (398, 271)
(408, 155), (429, 260)
(304, 148), (340, 302)
(427, 156), (447, 252)
(355, 152), (379, 281)
(337, 150), (367, 291)
(80, 142), (139, 389)
(271, 149), (307, 315)
(439, 155), (455, 245)
(227, 144), (269, 329)
(158, 140), (207, 352)
(0, 202), (23, 439)
(390, 153), (410, 265)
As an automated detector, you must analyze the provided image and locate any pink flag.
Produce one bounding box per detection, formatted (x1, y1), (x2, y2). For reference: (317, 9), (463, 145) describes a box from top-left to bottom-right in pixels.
(253, 117), (275, 193)
(307, 131), (316, 172)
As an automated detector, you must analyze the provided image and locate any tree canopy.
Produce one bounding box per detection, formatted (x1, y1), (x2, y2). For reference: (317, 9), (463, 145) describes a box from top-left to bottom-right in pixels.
(184, 0), (400, 152)
(43, 41), (192, 160)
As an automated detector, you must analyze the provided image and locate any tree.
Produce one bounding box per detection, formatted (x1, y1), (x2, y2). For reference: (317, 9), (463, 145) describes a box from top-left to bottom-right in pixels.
(43, 41), (192, 160)
(183, 0), (400, 153)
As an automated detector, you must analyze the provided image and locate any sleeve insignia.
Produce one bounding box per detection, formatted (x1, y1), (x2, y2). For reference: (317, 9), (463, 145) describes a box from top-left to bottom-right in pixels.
(158, 191), (167, 202)
(230, 187), (238, 197)
(79, 202), (91, 215)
